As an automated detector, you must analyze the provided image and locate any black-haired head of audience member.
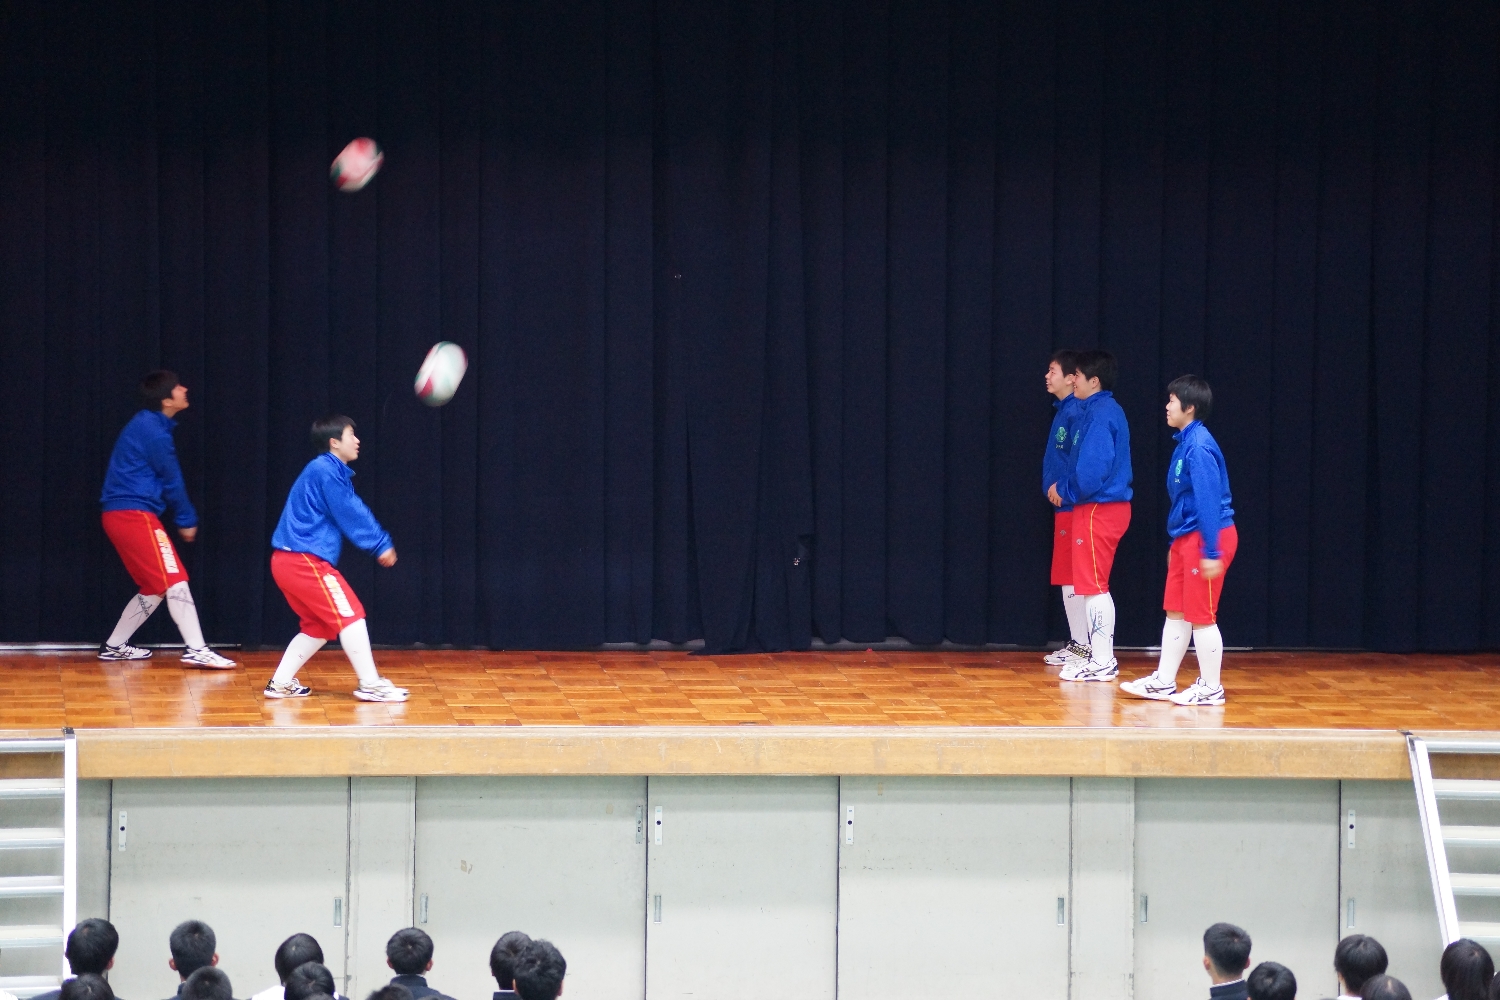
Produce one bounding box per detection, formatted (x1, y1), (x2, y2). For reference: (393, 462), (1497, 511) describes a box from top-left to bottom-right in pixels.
(1202, 923), (1253, 983)
(170, 921), (219, 981)
(1442, 938), (1494, 1000)
(1334, 934), (1388, 997)
(61, 974), (115, 1000)
(490, 932), (532, 996)
(1247, 961), (1296, 1000)
(386, 929), (435, 977)
(66, 919), (120, 976)
(274, 934), (325, 984)
(1358, 974), (1411, 1000)
(512, 940), (565, 1000)
(285, 962), (336, 1000)
(182, 967), (233, 1000)
(366, 986), (412, 1000)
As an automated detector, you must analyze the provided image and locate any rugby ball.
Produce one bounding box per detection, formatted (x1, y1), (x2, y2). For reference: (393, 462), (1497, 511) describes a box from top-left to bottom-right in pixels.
(415, 342), (467, 407)
(330, 137), (383, 192)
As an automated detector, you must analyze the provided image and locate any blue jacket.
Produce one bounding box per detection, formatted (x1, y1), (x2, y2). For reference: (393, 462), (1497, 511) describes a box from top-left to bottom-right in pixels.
(1042, 394), (1082, 511)
(1166, 420), (1235, 558)
(100, 410), (198, 527)
(271, 453), (392, 566)
(1057, 390), (1133, 506)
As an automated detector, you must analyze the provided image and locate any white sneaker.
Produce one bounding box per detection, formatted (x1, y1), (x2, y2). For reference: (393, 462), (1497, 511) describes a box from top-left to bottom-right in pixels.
(181, 646), (238, 669)
(1168, 677), (1225, 706)
(264, 678), (312, 699)
(1059, 658), (1119, 682)
(1043, 640), (1091, 666)
(353, 678), (409, 703)
(1120, 674), (1177, 701)
(99, 642), (152, 661)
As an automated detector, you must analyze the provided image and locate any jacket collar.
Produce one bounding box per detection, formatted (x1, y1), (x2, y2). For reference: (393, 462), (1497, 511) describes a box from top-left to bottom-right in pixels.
(1172, 419), (1202, 443)
(319, 451), (356, 478)
(145, 409), (177, 430)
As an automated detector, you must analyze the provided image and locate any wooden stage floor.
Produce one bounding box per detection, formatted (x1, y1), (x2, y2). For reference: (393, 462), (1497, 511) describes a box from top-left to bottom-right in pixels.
(4, 648), (1498, 781)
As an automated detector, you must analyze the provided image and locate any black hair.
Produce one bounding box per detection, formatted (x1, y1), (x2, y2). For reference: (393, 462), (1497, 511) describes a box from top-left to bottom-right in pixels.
(1203, 922), (1252, 977)
(1335, 934), (1389, 994)
(490, 931), (532, 989)
(140, 370), (180, 411)
(512, 939), (566, 1000)
(285, 962), (336, 1000)
(385, 928), (434, 976)
(1247, 961), (1297, 1000)
(1167, 374), (1214, 422)
(1360, 974), (1412, 1000)
(1443, 938), (1494, 1000)
(170, 920), (217, 979)
(1050, 349), (1079, 375)
(311, 414), (356, 453)
(275, 934), (325, 983)
(60, 974), (115, 1000)
(181, 967), (233, 1000)
(367, 986), (412, 1000)
(1074, 349), (1118, 391)
(66, 919), (120, 975)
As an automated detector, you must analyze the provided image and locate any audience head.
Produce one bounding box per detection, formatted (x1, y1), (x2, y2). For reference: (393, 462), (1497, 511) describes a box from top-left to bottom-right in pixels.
(1334, 934), (1389, 996)
(1203, 922), (1253, 980)
(170, 920), (218, 979)
(285, 962), (336, 1000)
(1247, 961), (1296, 1000)
(274, 934), (325, 984)
(386, 928), (435, 976)
(1442, 938), (1494, 1000)
(61, 974), (114, 1000)
(1358, 974), (1411, 1000)
(66, 919), (120, 975)
(367, 986), (412, 1000)
(490, 932), (533, 991)
(182, 967), (233, 1000)
(512, 940), (565, 1000)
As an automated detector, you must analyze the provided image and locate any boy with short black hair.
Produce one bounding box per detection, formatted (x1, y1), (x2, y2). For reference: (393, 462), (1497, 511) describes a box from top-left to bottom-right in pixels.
(1246, 961), (1296, 1000)
(250, 933), (326, 1000)
(165, 920), (218, 1000)
(265, 415), (406, 702)
(98, 370), (236, 668)
(1201, 922), (1253, 1000)
(180, 969), (232, 1000)
(511, 940), (565, 1000)
(60, 975), (114, 1000)
(489, 932), (532, 999)
(386, 928), (455, 1000)
(35, 921), (123, 1000)
(1332, 934), (1388, 999)
(1040, 349), (1093, 670)
(1121, 374), (1238, 706)
(284, 963), (336, 1000)
(1048, 350), (1133, 682)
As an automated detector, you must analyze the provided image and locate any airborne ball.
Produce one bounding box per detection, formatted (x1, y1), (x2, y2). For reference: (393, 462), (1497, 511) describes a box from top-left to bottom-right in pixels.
(415, 342), (467, 407)
(330, 137), (383, 192)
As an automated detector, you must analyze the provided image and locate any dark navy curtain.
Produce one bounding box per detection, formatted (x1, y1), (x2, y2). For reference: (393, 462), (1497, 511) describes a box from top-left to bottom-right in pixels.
(1, 0), (1496, 652)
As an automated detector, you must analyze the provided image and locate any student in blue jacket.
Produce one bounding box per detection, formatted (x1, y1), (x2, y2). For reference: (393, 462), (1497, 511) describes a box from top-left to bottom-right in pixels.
(264, 414), (406, 702)
(1121, 375), (1238, 706)
(1046, 350), (1133, 682)
(98, 370), (236, 668)
(1040, 349), (1093, 669)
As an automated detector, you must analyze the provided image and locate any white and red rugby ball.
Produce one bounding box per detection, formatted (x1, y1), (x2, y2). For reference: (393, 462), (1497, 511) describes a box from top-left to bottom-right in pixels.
(330, 137), (383, 192)
(415, 342), (467, 407)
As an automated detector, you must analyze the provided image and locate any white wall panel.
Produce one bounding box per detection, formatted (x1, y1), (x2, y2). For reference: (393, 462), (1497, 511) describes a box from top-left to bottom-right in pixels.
(837, 777), (1071, 1000)
(1071, 777), (1135, 999)
(347, 777), (415, 1000)
(78, 779), (112, 922)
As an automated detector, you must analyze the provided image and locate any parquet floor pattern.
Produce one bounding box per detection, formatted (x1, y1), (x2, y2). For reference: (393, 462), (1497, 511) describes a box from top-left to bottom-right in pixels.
(4, 648), (1499, 733)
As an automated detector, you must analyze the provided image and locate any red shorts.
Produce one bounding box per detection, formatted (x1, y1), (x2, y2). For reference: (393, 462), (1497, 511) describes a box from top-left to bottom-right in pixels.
(102, 510), (189, 595)
(1050, 510), (1073, 586)
(1164, 525), (1238, 625)
(270, 550), (366, 640)
(1069, 502), (1131, 596)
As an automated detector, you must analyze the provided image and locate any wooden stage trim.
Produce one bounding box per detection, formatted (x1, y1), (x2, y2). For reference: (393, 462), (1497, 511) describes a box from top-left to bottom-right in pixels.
(76, 725), (1412, 780)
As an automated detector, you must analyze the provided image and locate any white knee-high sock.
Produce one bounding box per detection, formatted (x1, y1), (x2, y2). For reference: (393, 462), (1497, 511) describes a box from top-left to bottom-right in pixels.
(165, 581), (206, 649)
(1155, 618), (1193, 684)
(337, 619), (381, 687)
(1061, 585), (1089, 646)
(1193, 624), (1224, 689)
(1084, 593), (1116, 665)
(106, 593), (163, 646)
(272, 633), (328, 686)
